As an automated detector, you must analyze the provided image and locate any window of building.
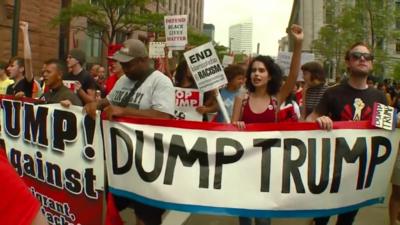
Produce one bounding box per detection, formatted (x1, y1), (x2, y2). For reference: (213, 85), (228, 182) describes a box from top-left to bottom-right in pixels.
(396, 17), (400, 29)
(86, 22), (103, 58)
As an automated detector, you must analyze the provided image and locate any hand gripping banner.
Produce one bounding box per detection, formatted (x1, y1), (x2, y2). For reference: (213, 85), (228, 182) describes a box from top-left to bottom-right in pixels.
(103, 117), (399, 218)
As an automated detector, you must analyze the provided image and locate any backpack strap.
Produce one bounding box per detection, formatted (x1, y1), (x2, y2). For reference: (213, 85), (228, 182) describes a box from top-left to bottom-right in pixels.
(117, 69), (154, 107)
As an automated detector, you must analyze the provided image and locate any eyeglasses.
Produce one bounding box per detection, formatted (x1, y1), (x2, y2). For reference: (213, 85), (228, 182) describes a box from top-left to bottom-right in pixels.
(349, 52), (374, 61)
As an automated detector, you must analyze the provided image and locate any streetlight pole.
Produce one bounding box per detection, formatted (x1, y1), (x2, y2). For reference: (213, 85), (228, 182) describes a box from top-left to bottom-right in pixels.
(11, 0), (21, 57)
(229, 37), (234, 55)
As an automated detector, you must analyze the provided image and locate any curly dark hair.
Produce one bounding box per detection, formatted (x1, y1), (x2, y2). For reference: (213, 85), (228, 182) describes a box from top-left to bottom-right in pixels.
(245, 55), (282, 95)
(174, 60), (188, 87)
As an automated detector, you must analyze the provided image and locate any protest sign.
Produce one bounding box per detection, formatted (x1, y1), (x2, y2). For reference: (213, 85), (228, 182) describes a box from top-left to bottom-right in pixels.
(174, 87), (203, 121)
(222, 55), (234, 68)
(184, 42), (228, 92)
(0, 100), (104, 225)
(372, 103), (398, 130)
(104, 118), (399, 218)
(165, 15), (188, 50)
(149, 42), (173, 59)
(276, 52), (315, 80)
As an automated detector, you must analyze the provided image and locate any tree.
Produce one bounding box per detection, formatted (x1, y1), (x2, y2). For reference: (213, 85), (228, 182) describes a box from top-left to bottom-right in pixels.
(312, 0), (400, 78)
(187, 27), (210, 47)
(52, 0), (165, 45)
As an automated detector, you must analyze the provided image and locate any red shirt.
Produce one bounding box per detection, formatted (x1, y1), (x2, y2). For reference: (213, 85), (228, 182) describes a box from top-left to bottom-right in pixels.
(104, 73), (120, 95)
(242, 98), (277, 123)
(0, 153), (40, 225)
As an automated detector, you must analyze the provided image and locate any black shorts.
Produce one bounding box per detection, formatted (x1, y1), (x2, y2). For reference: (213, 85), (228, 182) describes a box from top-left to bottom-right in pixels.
(114, 195), (165, 225)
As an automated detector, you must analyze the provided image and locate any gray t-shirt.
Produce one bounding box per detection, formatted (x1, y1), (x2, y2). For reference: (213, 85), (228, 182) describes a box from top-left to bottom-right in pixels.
(107, 70), (175, 116)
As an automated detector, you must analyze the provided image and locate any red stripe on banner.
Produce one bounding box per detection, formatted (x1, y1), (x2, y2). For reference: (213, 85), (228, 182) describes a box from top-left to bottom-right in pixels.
(102, 113), (376, 131)
(0, 95), (44, 104)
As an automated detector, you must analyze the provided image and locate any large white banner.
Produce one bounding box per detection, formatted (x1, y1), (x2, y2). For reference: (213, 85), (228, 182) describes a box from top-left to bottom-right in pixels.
(0, 100), (104, 225)
(184, 42), (228, 92)
(103, 118), (399, 218)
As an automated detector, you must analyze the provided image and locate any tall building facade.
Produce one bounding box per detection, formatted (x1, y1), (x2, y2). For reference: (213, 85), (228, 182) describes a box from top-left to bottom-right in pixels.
(158, 0), (204, 32)
(229, 22), (253, 55)
(0, 0), (204, 70)
(286, 0), (400, 79)
(203, 23), (215, 42)
(0, 0), (63, 77)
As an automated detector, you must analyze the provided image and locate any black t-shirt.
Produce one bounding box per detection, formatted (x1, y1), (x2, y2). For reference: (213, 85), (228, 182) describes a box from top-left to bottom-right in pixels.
(315, 82), (387, 121)
(63, 69), (96, 92)
(6, 77), (33, 97)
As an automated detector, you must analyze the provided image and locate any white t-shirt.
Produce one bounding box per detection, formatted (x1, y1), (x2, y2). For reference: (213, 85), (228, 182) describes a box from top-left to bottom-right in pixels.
(107, 70), (175, 116)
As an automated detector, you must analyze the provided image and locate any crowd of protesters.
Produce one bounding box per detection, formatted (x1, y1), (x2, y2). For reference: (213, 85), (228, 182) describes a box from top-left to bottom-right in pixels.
(1, 21), (400, 225)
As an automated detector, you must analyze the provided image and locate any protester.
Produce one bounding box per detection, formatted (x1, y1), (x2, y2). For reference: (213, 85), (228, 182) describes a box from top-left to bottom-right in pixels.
(211, 64), (246, 122)
(0, 61), (14, 95)
(104, 60), (124, 95)
(231, 24), (303, 128)
(174, 60), (197, 88)
(65, 48), (96, 104)
(0, 153), (48, 225)
(278, 83), (301, 122)
(84, 38), (174, 225)
(300, 61), (328, 119)
(307, 42), (387, 225)
(231, 24), (304, 225)
(39, 59), (82, 106)
(6, 22), (34, 98)
(377, 82), (392, 105)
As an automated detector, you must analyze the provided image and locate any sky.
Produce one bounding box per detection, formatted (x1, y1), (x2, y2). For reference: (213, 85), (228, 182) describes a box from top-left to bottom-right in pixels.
(203, 0), (294, 57)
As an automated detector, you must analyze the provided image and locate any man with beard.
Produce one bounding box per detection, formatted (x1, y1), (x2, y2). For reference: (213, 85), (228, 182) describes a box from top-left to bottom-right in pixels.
(307, 43), (387, 225)
(84, 38), (174, 225)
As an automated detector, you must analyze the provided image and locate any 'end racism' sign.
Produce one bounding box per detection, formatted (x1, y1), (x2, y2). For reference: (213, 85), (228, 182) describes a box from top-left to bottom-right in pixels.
(184, 42), (227, 92)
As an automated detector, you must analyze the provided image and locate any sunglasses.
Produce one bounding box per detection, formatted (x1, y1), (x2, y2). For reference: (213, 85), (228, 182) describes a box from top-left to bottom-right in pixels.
(349, 52), (374, 61)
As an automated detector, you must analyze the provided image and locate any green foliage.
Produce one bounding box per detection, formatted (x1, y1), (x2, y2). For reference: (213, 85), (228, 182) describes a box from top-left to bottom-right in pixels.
(312, 0), (400, 78)
(392, 62), (400, 81)
(53, 0), (164, 45)
(214, 43), (229, 61)
(188, 27), (210, 47)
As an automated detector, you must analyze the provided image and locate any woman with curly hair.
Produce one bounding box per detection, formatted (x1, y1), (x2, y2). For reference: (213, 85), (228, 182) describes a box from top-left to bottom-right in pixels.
(231, 24), (304, 130)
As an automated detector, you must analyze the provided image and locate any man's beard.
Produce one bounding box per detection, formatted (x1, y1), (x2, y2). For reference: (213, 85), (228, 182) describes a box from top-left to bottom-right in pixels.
(349, 67), (370, 78)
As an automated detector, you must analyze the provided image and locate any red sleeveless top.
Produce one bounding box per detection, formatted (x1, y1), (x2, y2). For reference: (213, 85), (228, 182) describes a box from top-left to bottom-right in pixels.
(242, 97), (278, 124)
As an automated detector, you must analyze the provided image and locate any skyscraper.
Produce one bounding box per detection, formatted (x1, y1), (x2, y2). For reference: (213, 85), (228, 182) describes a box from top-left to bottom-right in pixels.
(229, 21), (253, 55)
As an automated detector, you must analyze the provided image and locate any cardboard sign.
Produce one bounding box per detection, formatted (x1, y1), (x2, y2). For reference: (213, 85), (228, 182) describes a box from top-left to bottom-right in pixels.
(372, 102), (398, 130)
(165, 15), (188, 50)
(174, 87), (203, 121)
(276, 52), (315, 80)
(222, 55), (234, 68)
(184, 42), (228, 92)
(149, 42), (173, 59)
